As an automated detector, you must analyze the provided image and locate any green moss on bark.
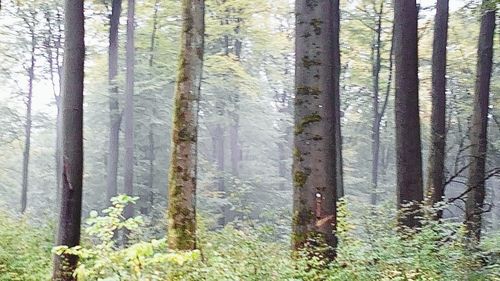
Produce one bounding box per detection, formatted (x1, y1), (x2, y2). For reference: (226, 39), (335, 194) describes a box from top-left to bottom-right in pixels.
(295, 113), (322, 135)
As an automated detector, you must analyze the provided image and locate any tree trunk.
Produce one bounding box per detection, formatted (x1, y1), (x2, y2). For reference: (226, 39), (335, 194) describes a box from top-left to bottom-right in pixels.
(394, 0), (423, 228)
(21, 25), (36, 214)
(333, 0), (343, 200)
(465, 1), (495, 241)
(214, 125), (226, 226)
(123, 0), (135, 222)
(167, 0), (205, 251)
(426, 0), (449, 219)
(370, 1), (383, 206)
(292, 0), (339, 261)
(52, 0), (84, 279)
(106, 0), (122, 205)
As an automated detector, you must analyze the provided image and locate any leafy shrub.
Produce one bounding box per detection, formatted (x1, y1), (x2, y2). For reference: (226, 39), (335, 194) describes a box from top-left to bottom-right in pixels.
(60, 197), (500, 281)
(0, 211), (53, 280)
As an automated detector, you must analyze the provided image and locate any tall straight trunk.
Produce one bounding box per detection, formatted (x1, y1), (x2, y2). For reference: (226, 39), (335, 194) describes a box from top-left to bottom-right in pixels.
(167, 0), (205, 251)
(394, 0), (423, 228)
(292, 0), (339, 261)
(370, 1), (383, 206)
(142, 0), (161, 215)
(123, 0), (135, 221)
(106, 0), (122, 204)
(426, 0), (449, 219)
(333, 0), (343, 200)
(44, 11), (64, 206)
(52, 0), (84, 279)
(465, 1), (495, 241)
(21, 27), (36, 214)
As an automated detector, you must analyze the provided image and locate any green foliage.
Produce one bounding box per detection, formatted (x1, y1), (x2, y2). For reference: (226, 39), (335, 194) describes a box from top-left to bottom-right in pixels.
(51, 198), (500, 281)
(0, 211), (53, 280)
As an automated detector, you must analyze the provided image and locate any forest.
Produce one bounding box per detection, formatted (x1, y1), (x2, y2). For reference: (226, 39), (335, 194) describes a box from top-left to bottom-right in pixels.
(0, 0), (499, 280)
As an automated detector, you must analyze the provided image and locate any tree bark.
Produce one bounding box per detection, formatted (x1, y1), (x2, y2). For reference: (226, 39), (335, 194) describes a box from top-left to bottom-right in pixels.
(167, 0), (205, 251)
(292, 0), (339, 261)
(333, 0), (343, 200)
(123, 0), (135, 222)
(465, 1), (495, 241)
(52, 0), (84, 279)
(370, 1), (384, 206)
(394, 0), (423, 228)
(106, 0), (122, 205)
(21, 21), (36, 214)
(426, 0), (449, 219)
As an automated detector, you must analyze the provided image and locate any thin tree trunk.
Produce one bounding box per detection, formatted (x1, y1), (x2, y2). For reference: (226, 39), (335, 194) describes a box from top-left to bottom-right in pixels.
(106, 0), (122, 205)
(52, 0), (85, 279)
(214, 125), (226, 226)
(370, 1), (384, 206)
(465, 1), (495, 241)
(44, 11), (64, 207)
(167, 0), (205, 251)
(333, 0), (343, 200)
(426, 0), (449, 219)
(21, 25), (36, 214)
(123, 0), (135, 222)
(141, 0), (160, 216)
(394, 0), (423, 228)
(292, 0), (339, 261)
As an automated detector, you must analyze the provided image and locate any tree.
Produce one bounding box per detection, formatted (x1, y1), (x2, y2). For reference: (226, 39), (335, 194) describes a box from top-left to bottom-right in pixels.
(167, 0), (205, 251)
(123, 0), (135, 222)
(52, 0), (85, 279)
(394, 0), (423, 228)
(106, 0), (122, 204)
(368, 0), (393, 206)
(20, 10), (37, 214)
(427, 0), (449, 219)
(465, 0), (496, 241)
(292, 0), (339, 260)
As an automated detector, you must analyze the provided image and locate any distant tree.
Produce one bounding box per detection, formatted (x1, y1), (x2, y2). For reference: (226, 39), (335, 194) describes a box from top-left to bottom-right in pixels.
(292, 0), (340, 260)
(106, 0), (122, 204)
(368, 0), (393, 206)
(427, 0), (449, 219)
(167, 0), (205, 250)
(20, 10), (37, 214)
(123, 0), (135, 224)
(394, 0), (423, 228)
(52, 0), (85, 279)
(465, 0), (496, 241)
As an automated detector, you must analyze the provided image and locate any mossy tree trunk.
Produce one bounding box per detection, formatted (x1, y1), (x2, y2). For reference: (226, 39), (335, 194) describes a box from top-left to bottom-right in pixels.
(167, 0), (205, 251)
(106, 0), (122, 205)
(394, 0), (423, 228)
(427, 0), (449, 219)
(292, 0), (340, 261)
(52, 0), (84, 279)
(465, 0), (495, 241)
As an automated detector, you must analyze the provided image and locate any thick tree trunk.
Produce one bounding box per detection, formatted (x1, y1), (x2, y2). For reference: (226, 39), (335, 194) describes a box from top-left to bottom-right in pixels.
(123, 0), (135, 222)
(394, 0), (423, 228)
(106, 0), (122, 204)
(292, 0), (339, 261)
(426, 0), (449, 219)
(52, 0), (84, 279)
(465, 2), (495, 241)
(167, 0), (205, 251)
(21, 28), (35, 214)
